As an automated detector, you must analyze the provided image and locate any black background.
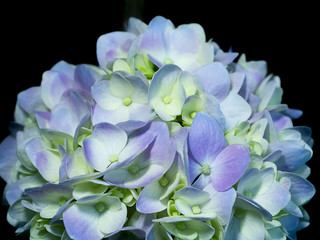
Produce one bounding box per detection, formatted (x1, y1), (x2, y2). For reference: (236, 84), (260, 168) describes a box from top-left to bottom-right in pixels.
(1, 1), (319, 239)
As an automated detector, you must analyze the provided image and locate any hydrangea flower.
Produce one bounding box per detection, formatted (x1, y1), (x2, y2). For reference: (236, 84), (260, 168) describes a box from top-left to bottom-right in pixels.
(0, 16), (315, 240)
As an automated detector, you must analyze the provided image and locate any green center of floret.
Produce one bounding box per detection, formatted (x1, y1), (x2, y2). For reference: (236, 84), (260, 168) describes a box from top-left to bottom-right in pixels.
(162, 95), (172, 104)
(95, 202), (106, 213)
(192, 205), (201, 214)
(109, 154), (119, 163)
(176, 222), (186, 231)
(201, 164), (211, 175)
(190, 111), (197, 119)
(159, 176), (169, 187)
(123, 97), (132, 106)
(128, 165), (139, 174)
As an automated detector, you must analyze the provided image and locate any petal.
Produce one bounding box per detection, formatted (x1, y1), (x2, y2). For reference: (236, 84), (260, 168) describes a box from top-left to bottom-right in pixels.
(140, 16), (174, 62)
(203, 184), (236, 225)
(82, 137), (110, 172)
(110, 72), (134, 98)
(117, 124), (156, 163)
(174, 187), (210, 205)
(239, 211), (265, 240)
(98, 197), (127, 235)
(25, 183), (72, 207)
(41, 66), (74, 109)
(25, 138), (61, 182)
(220, 90), (252, 130)
(91, 103), (129, 125)
(90, 122), (127, 155)
(128, 103), (156, 122)
(267, 140), (312, 172)
(237, 168), (275, 197)
(253, 181), (290, 216)
(63, 203), (103, 240)
(192, 173), (211, 189)
(97, 31), (135, 68)
(148, 64), (182, 99)
(49, 90), (91, 136)
(136, 181), (167, 213)
(147, 223), (173, 240)
(105, 139), (175, 188)
(91, 80), (123, 111)
(188, 112), (227, 163)
(127, 75), (149, 104)
(83, 122), (127, 171)
(127, 17), (147, 35)
(279, 172), (315, 206)
(193, 62), (230, 101)
(74, 64), (103, 93)
(17, 87), (46, 114)
(235, 193), (273, 221)
(210, 144), (250, 191)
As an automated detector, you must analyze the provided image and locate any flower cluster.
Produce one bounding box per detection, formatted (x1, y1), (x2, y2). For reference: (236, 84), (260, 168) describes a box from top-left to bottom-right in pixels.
(0, 16), (315, 240)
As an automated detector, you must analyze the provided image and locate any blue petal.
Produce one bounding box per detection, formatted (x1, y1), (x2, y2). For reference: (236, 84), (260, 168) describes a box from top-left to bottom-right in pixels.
(188, 112), (227, 164)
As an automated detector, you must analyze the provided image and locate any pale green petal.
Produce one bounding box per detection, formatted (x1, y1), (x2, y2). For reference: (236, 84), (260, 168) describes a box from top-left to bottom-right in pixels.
(40, 204), (61, 219)
(110, 72), (134, 98)
(72, 181), (109, 200)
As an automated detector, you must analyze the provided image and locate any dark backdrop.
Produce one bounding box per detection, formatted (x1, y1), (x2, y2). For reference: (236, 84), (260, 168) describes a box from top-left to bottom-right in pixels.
(1, 1), (318, 239)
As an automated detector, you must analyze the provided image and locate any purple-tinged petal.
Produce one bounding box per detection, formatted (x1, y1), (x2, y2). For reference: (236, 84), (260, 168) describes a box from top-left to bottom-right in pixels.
(104, 141), (175, 188)
(51, 60), (75, 80)
(192, 174), (211, 190)
(128, 103), (156, 122)
(25, 183), (72, 207)
(5, 173), (46, 206)
(136, 180), (168, 213)
(236, 54), (267, 92)
(214, 51), (239, 66)
(17, 87), (47, 114)
(193, 62), (230, 101)
(211, 144), (250, 191)
(25, 138), (61, 182)
(188, 154), (202, 184)
(74, 64), (104, 93)
(117, 125), (156, 164)
(97, 32), (136, 68)
(91, 80), (123, 111)
(91, 103), (129, 126)
(188, 112), (227, 163)
(41, 62), (75, 109)
(271, 112), (293, 131)
(49, 90), (91, 136)
(116, 120), (150, 132)
(230, 72), (250, 101)
(83, 122), (127, 172)
(34, 111), (51, 129)
(140, 16), (174, 62)
(63, 203), (103, 240)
